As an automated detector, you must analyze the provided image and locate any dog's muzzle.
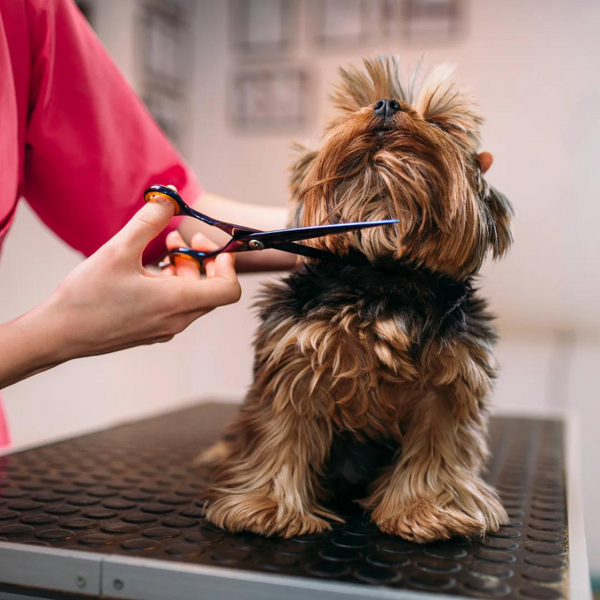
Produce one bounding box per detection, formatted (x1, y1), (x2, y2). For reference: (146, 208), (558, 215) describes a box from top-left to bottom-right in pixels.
(374, 98), (401, 119)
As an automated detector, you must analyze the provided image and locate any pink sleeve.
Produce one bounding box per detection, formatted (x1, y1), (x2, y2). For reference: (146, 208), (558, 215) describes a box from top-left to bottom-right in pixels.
(23, 0), (201, 264)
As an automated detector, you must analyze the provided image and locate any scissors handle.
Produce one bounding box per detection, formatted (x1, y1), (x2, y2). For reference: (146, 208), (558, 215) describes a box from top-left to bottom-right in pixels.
(144, 185), (255, 237)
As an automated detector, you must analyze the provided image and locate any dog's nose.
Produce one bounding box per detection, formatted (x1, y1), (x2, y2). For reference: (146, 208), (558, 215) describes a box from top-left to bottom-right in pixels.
(374, 99), (401, 118)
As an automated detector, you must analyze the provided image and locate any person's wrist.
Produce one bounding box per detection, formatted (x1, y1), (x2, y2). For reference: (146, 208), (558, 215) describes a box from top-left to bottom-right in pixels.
(22, 296), (77, 368)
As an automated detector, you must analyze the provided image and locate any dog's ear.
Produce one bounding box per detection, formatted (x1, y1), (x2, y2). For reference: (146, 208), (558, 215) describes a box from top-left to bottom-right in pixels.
(485, 185), (514, 258)
(415, 65), (482, 151)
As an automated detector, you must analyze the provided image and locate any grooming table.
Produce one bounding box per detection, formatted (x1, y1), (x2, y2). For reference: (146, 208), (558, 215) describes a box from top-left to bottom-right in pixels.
(0, 402), (590, 600)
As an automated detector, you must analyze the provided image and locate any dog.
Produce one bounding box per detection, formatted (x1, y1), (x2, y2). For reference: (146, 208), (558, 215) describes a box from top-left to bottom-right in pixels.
(199, 56), (513, 543)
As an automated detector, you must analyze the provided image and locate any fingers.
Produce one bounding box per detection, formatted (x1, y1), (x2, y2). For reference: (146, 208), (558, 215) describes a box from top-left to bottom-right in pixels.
(478, 152), (494, 174)
(160, 230), (241, 314)
(185, 274), (242, 309)
(166, 231), (200, 280)
(112, 199), (176, 256)
(191, 233), (219, 278)
(159, 263), (175, 278)
(176, 253), (241, 311)
(204, 258), (216, 279)
(159, 232), (228, 281)
(191, 232), (220, 253)
(212, 253), (237, 284)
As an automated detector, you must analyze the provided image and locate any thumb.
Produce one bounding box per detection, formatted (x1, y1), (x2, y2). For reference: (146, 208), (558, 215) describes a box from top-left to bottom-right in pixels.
(112, 199), (176, 255)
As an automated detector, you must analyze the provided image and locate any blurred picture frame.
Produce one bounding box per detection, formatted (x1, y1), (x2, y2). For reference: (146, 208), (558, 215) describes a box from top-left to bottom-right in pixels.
(231, 66), (310, 131)
(231, 0), (295, 55)
(142, 3), (184, 85)
(316, 0), (371, 47)
(141, 1), (189, 87)
(401, 0), (463, 42)
(140, 0), (193, 149)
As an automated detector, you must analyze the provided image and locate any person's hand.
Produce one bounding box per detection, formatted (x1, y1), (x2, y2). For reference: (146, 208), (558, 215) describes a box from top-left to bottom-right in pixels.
(40, 199), (241, 362)
(478, 152), (493, 174)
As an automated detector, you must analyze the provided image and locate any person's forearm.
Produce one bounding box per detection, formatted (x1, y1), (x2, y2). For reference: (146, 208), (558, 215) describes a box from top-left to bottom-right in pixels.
(0, 198), (242, 390)
(178, 193), (298, 272)
(0, 302), (68, 390)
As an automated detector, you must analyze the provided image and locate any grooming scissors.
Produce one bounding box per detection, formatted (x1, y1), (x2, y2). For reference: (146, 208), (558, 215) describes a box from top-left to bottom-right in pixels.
(144, 184), (398, 268)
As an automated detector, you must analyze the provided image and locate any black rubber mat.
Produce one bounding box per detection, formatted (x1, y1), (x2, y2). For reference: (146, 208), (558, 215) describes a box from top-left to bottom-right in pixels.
(0, 403), (568, 599)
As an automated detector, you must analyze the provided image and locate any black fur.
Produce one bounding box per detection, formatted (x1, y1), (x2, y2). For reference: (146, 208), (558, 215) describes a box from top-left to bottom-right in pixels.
(260, 259), (497, 360)
(325, 432), (399, 506)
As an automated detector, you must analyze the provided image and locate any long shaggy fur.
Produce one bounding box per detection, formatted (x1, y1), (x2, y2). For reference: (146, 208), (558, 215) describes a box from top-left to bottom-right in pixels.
(199, 56), (514, 543)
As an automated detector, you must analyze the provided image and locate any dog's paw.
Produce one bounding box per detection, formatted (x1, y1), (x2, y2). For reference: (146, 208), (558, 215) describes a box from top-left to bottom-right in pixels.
(371, 482), (507, 543)
(205, 491), (334, 538)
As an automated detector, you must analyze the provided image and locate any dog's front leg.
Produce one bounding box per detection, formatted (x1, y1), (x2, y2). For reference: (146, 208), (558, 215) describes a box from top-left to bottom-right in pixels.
(365, 347), (507, 542)
(203, 390), (337, 538)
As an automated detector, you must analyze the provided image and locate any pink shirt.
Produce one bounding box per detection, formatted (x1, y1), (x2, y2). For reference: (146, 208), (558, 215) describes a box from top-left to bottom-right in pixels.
(0, 0), (201, 447)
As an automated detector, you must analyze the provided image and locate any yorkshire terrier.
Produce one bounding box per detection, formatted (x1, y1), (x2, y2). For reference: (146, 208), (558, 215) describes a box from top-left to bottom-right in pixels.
(199, 56), (513, 543)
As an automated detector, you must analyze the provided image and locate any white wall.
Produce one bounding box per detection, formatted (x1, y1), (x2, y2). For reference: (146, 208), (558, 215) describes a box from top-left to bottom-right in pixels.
(2, 0), (599, 570)
(189, 3), (600, 570)
(193, 0), (600, 331)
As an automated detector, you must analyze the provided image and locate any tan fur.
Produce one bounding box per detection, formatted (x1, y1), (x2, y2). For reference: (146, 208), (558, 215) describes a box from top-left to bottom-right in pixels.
(200, 56), (512, 543)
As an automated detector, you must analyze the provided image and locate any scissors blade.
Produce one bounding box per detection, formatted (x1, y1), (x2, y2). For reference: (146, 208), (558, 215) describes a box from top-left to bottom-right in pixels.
(184, 205), (258, 237)
(213, 238), (371, 267)
(242, 219), (399, 247)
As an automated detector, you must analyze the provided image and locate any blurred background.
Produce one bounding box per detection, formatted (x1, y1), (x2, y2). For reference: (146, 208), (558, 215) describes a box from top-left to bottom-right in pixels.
(1, 0), (599, 584)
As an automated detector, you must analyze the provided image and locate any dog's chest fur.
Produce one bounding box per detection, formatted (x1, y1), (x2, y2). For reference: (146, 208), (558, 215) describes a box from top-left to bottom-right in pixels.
(254, 260), (494, 441)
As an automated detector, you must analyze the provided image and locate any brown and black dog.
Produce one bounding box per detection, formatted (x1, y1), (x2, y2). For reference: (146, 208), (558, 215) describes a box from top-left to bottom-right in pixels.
(199, 56), (513, 543)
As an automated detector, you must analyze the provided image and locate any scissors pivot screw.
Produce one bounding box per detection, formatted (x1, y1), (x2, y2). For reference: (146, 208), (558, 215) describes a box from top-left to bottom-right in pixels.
(248, 240), (265, 251)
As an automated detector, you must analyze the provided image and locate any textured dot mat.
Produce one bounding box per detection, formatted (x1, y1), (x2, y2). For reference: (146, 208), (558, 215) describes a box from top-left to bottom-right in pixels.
(0, 403), (568, 599)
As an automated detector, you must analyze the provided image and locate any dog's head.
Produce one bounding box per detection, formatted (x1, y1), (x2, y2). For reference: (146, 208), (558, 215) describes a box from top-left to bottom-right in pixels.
(290, 56), (513, 279)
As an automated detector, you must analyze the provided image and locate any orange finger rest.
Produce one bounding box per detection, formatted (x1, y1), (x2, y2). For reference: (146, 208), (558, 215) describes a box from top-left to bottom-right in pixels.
(143, 191), (181, 215)
(174, 253), (200, 265)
